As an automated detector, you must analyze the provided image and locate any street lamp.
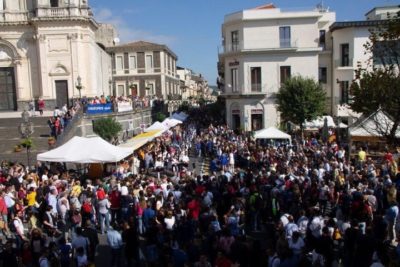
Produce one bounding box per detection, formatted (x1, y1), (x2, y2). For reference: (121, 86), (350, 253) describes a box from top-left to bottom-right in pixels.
(76, 75), (82, 99)
(18, 110), (34, 169)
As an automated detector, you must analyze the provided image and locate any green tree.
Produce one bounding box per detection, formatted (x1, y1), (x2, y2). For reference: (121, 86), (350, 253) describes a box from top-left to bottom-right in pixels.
(276, 76), (326, 136)
(154, 112), (167, 122)
(350, 11), (400, 144)
(93, 117), (122, 142)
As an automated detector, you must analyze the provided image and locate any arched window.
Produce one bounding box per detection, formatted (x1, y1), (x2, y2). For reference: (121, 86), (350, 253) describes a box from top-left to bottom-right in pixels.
(50, 0), (59, 7)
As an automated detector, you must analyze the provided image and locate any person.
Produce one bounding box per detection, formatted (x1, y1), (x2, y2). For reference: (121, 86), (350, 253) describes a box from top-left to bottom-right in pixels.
(71, 227), (90, 264)
(107, 226), (123, 267)
(97, 193), (111, 234)
(0, 241), (18, 267)
(29, 99), (36, 116)
(82, 220), (99, 262)
(13, 209), (28, 250)
(38, 97), (45, 116)
(385, 201), (399, 245)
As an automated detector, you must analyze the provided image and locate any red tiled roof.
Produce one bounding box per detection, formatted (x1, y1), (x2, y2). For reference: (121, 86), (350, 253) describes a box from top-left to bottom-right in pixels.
(253, 3), (276, 10)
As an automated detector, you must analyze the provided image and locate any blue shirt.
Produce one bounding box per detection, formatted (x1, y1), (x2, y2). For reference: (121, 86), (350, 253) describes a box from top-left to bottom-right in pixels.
(107, 229), (123, 249)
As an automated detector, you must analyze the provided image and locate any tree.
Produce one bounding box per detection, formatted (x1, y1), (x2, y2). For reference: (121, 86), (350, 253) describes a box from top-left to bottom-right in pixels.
(350, 10), (400, 144)
(93, 117), (122, 142)
(154, 112), (167, 122)
(276, 76), (326, 136)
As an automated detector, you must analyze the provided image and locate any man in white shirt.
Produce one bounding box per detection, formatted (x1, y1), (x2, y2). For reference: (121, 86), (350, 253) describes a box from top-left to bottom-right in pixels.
(13, 210), (27, 250)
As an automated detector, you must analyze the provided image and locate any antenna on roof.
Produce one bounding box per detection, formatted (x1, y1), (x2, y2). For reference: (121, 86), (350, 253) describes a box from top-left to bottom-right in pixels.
(316, 1), (329, 12)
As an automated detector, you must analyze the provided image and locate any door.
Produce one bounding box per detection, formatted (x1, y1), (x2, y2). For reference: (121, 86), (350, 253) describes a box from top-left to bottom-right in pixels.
(251, 114), (263, 131)
(0, 67), (16, 110)
(232, 114), (240, 131)
(55, 80), (69, 108)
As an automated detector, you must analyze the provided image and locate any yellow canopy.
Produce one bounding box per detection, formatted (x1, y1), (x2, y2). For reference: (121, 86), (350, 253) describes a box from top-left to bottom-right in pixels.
(118, 130), (162, 150)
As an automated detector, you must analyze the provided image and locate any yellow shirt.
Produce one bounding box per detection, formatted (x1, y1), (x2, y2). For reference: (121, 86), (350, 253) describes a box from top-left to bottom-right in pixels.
(71, 185), (82, 198)
(358, 150), (366, 161)
(26, 192), (37, 207)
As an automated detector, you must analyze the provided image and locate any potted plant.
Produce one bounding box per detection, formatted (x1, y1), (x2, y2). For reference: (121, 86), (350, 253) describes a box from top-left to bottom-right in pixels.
(48, 137), (56, 146)
(20, 138), (34, 149)
(14, 145), (22, 152)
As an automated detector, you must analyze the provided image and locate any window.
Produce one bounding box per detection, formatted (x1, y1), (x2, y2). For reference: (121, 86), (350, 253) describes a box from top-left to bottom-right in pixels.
(231, 68), (239, 92)
(340, 43), (350, 66)
(146, 83), (154, 96)
(280, 66), (291, 84)
(50, 0), (59, 7)
(231, 30), (239, 51)
(279, 26), (291, 48)
(250, 67), (261, 92)
(129, 56), (136, 69)
(319, 30), (326, 49)
(373, 40), (400, 65)
(145, 55), (153, 70)
(116, 56), (123, 71)
(319, 67), (327, 84)
(340, 81), (350, 104)
(117, 85), (125, 96)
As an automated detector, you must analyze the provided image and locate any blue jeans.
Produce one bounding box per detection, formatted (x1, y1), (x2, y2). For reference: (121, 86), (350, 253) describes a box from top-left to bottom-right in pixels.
(136, 216), (145, 234)
(99, 212), (110, 233)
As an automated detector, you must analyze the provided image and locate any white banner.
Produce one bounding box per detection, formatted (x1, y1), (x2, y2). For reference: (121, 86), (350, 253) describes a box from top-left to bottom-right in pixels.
(118, 102), (133, 112)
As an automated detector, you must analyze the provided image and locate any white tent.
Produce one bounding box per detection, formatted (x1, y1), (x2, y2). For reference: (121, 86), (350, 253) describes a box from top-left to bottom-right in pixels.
(144, 121), (168, 132)
(37, 136), (133, 163)
(349, 110), (400, 138)
(254, 127), (292, 144)
(162, 118), (182, 128)
(304, 116), (336, 129)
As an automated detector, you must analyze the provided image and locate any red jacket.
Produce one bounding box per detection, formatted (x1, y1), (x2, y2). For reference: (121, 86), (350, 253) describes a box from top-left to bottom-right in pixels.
(187, 199), (200, 220)
(109, 190), (121, 209)
(0, 197), (7, 215)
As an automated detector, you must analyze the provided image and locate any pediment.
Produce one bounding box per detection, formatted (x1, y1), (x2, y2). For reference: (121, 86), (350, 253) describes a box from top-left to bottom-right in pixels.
(49, 64), (70, 76)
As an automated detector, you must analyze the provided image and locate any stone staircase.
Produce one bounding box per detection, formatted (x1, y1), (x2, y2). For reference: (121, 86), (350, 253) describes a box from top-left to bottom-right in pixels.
(0, 116), (52, 166)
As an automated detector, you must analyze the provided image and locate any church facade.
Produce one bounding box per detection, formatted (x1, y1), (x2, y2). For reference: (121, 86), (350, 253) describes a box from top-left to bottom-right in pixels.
(0, 0), (114, 110)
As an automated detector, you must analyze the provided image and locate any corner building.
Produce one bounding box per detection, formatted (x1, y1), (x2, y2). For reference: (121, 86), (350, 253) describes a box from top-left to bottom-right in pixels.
(218, 4), (335, 131)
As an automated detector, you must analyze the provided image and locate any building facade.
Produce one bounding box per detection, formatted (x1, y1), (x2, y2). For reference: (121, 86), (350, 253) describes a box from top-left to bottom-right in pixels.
(218, 4), (335, 131)
(107, 41), (180, 101)
(330, 5), (400, 122)
(0, 0), (114, 110)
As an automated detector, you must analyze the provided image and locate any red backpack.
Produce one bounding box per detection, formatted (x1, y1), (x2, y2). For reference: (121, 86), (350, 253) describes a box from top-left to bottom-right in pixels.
(82, 202), (92, 214)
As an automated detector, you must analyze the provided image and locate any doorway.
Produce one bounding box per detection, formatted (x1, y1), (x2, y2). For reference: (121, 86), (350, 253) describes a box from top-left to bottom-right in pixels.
(0, 67), (16, 110)
(251, 114), (263, 131)
(232, 114), (241, 131)
(55, 80), (69, 108)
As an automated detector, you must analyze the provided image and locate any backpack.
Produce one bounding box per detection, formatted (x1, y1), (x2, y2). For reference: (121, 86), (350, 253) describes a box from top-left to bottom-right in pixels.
(82, 202), (92, 214)
(9, 219), (17, 233)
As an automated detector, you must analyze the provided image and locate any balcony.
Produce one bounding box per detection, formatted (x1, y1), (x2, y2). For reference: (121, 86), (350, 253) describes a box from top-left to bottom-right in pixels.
(35, 7), (90, 19)
(219, 39), (300, 55)
(251, 83), (262, 92)
(334, 58), (354, 68)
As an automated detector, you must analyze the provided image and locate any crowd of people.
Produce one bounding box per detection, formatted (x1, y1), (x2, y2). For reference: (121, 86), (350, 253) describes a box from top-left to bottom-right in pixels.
(48, 101), (81, 139)
(1, 105), (400, 267)
(82, 95), (158, 112)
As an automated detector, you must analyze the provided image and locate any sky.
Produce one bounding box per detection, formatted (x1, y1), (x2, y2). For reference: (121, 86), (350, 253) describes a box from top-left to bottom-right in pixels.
(91, 0), (398, 86)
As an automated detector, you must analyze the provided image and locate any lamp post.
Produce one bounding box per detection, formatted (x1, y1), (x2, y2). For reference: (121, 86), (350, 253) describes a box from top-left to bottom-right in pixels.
(18, 110), (34, 169)
(76, 75), (82, 99)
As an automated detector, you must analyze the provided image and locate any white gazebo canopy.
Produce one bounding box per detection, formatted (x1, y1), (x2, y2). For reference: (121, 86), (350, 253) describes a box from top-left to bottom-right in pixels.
(162, 118), (182, 128)
(304, 116), (336, 129)
(254, 127), (292, 144)
(37, 136), (133, 163)
(349, 110), (400, 138)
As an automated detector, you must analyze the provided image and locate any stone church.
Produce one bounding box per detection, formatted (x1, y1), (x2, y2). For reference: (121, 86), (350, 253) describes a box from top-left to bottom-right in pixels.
(0, 0), (115, 110)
